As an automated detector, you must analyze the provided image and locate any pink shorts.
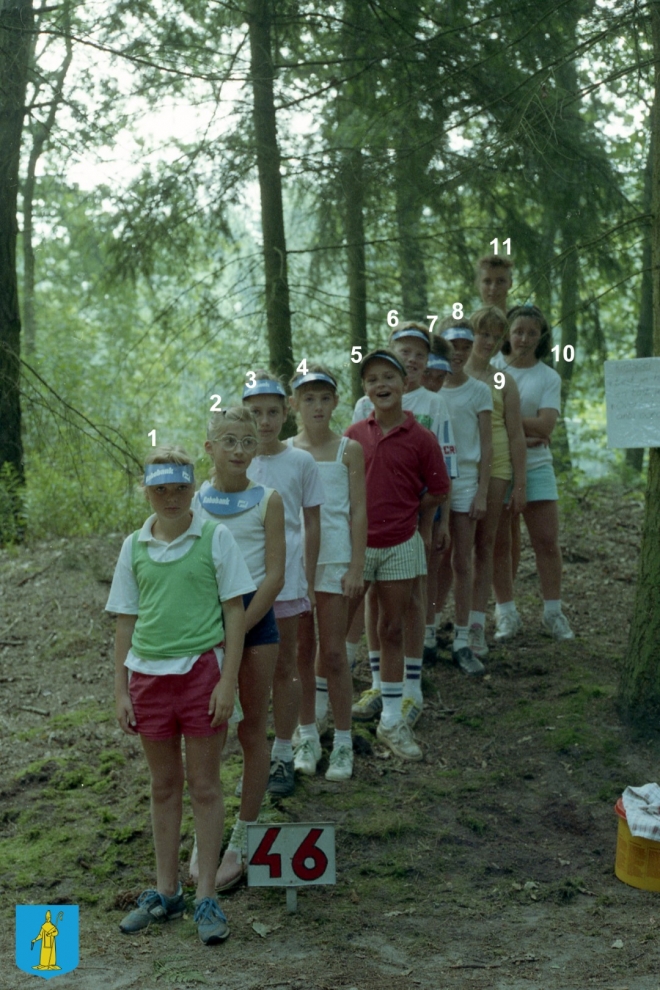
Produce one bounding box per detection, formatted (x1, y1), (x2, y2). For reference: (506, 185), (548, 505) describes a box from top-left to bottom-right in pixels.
(129, 650), (226, 740)
(273, 597), (311, 619)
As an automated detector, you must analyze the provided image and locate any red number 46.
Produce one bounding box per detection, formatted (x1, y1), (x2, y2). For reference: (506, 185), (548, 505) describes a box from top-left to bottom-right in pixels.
(249, 827), (328, 881)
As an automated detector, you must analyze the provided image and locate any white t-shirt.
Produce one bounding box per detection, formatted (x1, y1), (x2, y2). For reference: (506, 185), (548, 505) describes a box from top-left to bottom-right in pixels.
(105, 511), (256, 674)
(442, 377), (493, 482)
(352, 386), (458, 478)
(247, 446), (324, 601)
(194, 481), (275, 587)
(492, 356), (561, 470)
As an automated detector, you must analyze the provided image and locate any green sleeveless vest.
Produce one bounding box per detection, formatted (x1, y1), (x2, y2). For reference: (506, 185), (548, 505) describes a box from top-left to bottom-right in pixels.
(131, 521), (224, 660)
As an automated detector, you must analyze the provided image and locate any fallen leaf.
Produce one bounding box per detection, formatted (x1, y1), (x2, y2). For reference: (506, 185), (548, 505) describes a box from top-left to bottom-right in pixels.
(558, 858), (571, 866)
(523, 881), (539, 890)
(350, 890), (360, 904)
(252, 921), (281, 938)
(512, 882), (522, 891)
(611, 939), (624, 949)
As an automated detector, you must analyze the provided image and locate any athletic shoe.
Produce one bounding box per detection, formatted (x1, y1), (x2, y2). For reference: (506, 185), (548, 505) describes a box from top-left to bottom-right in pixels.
(423, 644), (438, 665)
(452, 646), (485, 677)
(351, 688), (382, 722)
(376, 720), (423, 761)
(468, 623), (489, 658)
(293, 738), (322, 775)
(493, 611), (522, 642)
(119, 885), (185, 933)
(267, 758), (295, 797)
(402, 696), (423, 728)
(542, 612), (575, 641)
(325, 744), (354, 781)
(194, 897), (229, 944)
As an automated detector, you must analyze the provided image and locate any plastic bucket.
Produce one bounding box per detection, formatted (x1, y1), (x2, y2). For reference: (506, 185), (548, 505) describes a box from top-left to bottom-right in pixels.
(614, 797), (660, 892)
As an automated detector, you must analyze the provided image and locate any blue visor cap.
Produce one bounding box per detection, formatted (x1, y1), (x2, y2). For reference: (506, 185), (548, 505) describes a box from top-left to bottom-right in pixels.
(292, 372), (337, 390)
(441, 327), (474, 342)
(144, 463), (194, 486)
(390, 328), (431, 348)
(242, 379), (287, 399)
(361, 351), (407, 377)
(426, 355), (453, 373)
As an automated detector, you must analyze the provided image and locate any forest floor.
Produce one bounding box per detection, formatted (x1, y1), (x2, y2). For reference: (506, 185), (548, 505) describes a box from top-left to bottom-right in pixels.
(1, 479), (660, 990)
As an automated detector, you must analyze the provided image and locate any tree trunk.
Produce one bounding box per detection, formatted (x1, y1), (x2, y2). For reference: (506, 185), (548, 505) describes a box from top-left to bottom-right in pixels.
(394, 147), (428, 322)
(618, 2), (660, 729)
(626, 135), (653, 473)
(342, 148), (368, 404)
(551, 245), (579, 475)
(247, 0), (293, 385)
(22, 6), (72, 356)
(0, 0), (33, 492)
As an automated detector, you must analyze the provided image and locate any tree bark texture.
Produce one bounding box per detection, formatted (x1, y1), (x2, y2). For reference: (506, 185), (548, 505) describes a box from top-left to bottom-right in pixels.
(342, 148), (368, 405)
(618, 1), (660, 728)
(394, 146), (428, 322)
(0, 0), (33, 482)
(247, 0), (293, 385)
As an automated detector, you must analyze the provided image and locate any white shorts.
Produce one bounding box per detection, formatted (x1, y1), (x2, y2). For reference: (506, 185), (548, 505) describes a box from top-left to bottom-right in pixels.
(450, 476), (478, 513)
(315, 562), (350, 595)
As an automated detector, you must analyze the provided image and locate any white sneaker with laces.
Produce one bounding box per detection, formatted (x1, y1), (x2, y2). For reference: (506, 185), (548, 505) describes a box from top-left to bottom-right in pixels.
(542, 611), (574, 641)
(494, 611), (522, 642)
(293, 737), (321, 775)
(376, 719), (423, 761)
(325, 743), (354, 781)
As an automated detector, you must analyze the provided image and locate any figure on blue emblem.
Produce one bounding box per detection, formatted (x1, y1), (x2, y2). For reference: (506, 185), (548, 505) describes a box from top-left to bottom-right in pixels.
(31, 909), (60, 970)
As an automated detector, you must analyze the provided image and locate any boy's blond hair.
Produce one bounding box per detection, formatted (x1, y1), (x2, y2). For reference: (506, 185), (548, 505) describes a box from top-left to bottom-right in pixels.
(476, 254), (513, 275)
(470, 306), (509, 336)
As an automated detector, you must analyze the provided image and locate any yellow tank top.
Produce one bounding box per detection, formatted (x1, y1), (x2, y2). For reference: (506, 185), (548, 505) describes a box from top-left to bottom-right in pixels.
(490, 382), (512, 481)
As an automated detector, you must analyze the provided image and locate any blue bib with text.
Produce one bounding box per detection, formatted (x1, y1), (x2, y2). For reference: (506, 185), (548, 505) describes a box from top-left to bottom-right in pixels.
(200, 485), (265, 516)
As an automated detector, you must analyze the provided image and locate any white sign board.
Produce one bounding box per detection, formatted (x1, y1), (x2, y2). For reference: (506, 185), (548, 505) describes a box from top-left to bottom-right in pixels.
(247, 822), (336, 887)
(604, 358), (660, 448)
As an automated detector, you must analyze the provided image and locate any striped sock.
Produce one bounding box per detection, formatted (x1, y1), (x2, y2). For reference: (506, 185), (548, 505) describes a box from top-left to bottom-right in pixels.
(380, 681), (403, 728)
(403, 657), (423, 703)
(315, 677), (329, 721)
(368, 651), (381, 690)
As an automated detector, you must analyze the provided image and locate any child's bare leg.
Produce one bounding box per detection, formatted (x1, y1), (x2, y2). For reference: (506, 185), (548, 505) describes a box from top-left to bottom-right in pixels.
(346, 597), (364, 646)
(450, 512), (476, 627)
(272, 615), (301, 741)
(141, 735), (185, 896)
(435, 544), (453, 614)
(376, 579), (414, 685)
(185, 731), (226, 901)
(316, 592), (352, 731)
(365, 583), (379, 652)
(511, 512), (522, 581)
(296, 611), (317, 727)
(472, 478), (508, 613)
(493, 507), (514, 605)
(426, 522), (443, 625)
(238, 644), (278, 820)
(404, 575), (426, 659)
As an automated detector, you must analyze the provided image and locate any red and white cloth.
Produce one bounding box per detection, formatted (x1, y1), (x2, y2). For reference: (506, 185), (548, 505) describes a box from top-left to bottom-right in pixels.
(622, 783), (660, 840)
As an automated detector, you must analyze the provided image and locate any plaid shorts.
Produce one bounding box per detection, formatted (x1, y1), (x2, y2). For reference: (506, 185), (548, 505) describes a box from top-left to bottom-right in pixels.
(363, 531), (426, 583)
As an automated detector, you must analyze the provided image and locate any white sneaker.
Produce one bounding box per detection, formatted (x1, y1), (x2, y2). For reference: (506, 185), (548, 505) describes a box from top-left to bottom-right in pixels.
(293, 737), (321, 775)
(468, 623), (489, 658)
(376, 720), (423, 761)
(325, 744), (354, 781)
(494, 611), (522, 642)
(402, 696), (423, 727)
(542, 612), (574, 641)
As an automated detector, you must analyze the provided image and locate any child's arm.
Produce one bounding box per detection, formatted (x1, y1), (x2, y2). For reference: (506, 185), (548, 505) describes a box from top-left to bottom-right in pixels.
(209, 595), (246, 727)
(303, 505), (321, 608)
(522, 408), (558, 439)
(471, 410), (492, 521)
(343, 439), (366, 598)
(114, 614), (138, 735)
(503, 379), (527, 515)
(244, 493), (286, 631)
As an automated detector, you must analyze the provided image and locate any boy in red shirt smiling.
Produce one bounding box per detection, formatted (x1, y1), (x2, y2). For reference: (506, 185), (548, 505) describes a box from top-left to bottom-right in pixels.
(345, 350), (450, 760)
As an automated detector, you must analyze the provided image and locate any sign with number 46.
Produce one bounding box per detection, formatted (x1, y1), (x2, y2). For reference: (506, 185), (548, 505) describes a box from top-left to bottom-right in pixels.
(247, 823), (336, 887)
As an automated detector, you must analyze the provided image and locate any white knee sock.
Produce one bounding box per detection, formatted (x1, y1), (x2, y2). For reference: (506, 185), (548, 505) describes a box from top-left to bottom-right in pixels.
(368, 651), (381, 690)
(380, 681), (403, 728)
(403, 657), (423, 703)
(315, 676), (329, 720)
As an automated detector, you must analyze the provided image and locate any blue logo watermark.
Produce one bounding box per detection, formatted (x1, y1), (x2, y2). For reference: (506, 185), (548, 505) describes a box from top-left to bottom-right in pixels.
(16, 906), (79, 980)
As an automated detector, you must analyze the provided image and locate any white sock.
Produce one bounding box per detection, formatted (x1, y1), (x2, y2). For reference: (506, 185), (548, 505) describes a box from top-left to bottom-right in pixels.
(403, 657), (423, 703)
(380, 681), (403, 728)
(495, 600), (517, 617)
(434, 612), (443, 629)
(468, 610), (485, 629)
(368, 651), (381, 690)
(346, 641), (358, 670)
(453, 625), (469, 651)
(424, 624), (436, 648)
(271, 737), (293, 762)
(315, 677), (329, 720)
(333, 728), (352, 750)
(543, 599), (562, 617)
(299, 722), (320, 745)
(228, 818), (254, 855)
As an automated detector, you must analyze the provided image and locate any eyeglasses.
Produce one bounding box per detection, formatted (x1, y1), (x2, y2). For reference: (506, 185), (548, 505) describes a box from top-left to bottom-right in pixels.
(213, 435), (259, 452)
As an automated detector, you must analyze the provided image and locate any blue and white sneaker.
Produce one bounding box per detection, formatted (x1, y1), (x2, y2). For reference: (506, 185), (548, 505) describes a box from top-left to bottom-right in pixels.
(194, 897), (230, 944)
(119, 885), (185, 933)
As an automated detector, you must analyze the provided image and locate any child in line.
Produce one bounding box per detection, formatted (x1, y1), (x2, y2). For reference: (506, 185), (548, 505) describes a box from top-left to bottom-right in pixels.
(192, 406), (285, 889)
(244, 372), (324, 797)
(476, 254), (513, 312)
(108, 447), (254, 943)
(434, 322), (493, 676)
(289, 366), (367, 781)
(346, 350), (450, 759)
(349, 324), (456, 727)
(465, 307), (526, 657)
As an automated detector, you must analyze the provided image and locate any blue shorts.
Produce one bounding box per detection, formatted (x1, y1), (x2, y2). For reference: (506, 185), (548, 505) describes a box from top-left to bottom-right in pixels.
(506, 463), (558, 505)
(242, 592), (280, 648)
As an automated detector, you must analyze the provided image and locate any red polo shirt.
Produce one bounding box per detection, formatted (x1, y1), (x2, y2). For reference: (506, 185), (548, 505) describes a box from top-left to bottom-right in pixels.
(345, 411), (450, 548)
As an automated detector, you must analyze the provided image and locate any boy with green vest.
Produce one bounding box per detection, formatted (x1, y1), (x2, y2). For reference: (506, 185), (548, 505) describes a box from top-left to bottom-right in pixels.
(107, 446), (255, 945)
